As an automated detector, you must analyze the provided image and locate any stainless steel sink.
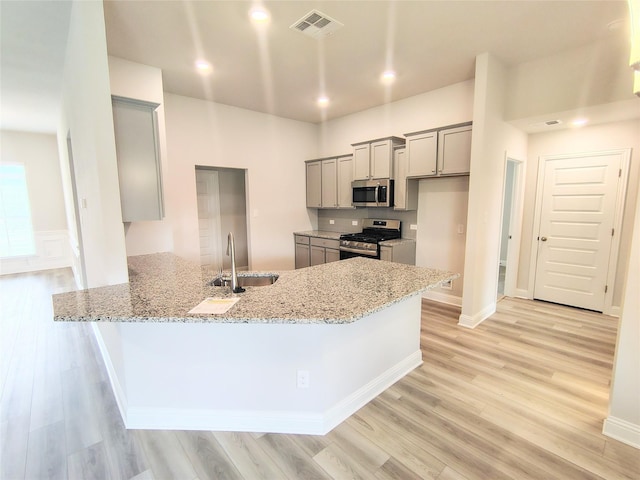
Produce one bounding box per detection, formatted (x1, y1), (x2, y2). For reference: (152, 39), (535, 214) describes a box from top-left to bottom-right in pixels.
(210, 274), (278, 288)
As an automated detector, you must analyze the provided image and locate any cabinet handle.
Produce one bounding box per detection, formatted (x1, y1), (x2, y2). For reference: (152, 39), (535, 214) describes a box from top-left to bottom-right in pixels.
(540, 236), (548, 242)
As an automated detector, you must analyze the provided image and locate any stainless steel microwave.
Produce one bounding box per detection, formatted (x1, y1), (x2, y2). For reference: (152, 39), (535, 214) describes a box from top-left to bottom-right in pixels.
(352, 179), (394, 207)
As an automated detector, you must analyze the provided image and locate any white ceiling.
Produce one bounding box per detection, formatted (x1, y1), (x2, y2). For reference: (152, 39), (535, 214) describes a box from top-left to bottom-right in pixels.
(0, 0), (635, 133)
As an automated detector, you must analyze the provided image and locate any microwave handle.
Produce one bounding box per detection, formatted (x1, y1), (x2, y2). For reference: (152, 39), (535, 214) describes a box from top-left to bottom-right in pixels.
(374, 184), (380, 206)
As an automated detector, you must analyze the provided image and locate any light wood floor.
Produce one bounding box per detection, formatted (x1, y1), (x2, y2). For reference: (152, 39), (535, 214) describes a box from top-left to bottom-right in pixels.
(1, 268), (638, 479)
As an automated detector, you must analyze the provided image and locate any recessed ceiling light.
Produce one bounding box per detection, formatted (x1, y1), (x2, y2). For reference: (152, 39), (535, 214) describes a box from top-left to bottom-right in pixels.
(249, 6), (269, 23)
(572, 118), (588, 127)
(195, 60), (212, 74)
(317, 96), (330, 107)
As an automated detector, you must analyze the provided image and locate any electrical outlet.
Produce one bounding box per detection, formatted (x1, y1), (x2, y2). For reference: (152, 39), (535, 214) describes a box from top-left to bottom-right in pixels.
(329, 219), (335, 225)
(297, 370), (310, 389)
(352, 220), (358, 226)
(441, 280), (453, 290)
(410, 224), (418, 230)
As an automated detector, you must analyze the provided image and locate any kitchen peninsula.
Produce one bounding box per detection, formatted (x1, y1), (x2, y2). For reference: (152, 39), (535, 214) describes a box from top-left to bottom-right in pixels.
(54, 253), (456, 434)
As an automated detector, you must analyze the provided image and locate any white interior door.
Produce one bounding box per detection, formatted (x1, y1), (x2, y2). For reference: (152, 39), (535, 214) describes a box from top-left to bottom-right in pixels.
(533, 152), (622, 311)
(195, 169), (222, 268)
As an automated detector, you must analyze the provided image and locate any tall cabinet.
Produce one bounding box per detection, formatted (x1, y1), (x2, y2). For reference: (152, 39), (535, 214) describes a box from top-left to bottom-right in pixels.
(112, 96), (164, 222)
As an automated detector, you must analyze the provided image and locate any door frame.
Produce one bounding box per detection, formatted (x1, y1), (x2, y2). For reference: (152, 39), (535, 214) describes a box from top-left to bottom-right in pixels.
(528, 149), (631, 315)
(498, 154), (525, 299)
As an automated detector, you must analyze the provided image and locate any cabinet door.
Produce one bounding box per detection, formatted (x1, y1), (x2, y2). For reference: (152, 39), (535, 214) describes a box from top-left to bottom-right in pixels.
(306, 161), (322, 208)
(353, 144), (371, 180)
(394, 148), (407, 210)
(321, 159), (337, 208)
(112, 96), (163, 221)
(310, 245), (326, 266)
(438, 124), (472, 175)
(295, 243), (310, 269)
(379, 246), (392, 262)
(370, 139), (393, 179)
(325, 248), (340, 263)
(406, 131), (437, 177)
(337, 155), (354, 208)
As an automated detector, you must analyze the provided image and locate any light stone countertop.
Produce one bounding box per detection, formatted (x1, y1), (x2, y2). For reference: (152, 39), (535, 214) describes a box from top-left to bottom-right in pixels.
(293, 230), (343, 240)
(53, 253), (457, 324)
(379, 238), (416, 246)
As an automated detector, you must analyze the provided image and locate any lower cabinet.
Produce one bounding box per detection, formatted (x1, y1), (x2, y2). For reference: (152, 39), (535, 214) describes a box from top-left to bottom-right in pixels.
(294, 235), (310, 269)
(295, 235), (340, 268)
(380, 241), (416, 265)
(310, 237), (340, 266)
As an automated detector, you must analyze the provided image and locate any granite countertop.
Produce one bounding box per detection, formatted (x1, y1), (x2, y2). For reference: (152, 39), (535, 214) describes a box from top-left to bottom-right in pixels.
(379, 238), (416, 246)
(294, 230), (343, 240)
(53, 253), (457, 325)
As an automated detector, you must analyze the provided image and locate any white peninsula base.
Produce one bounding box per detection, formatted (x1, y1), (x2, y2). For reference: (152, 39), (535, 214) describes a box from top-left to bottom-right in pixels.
(93, 295), (422, 435)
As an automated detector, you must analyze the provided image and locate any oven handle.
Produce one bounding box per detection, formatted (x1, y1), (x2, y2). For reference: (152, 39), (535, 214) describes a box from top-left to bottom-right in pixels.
(375, 184), (379, 206)
(339, 246), (378, 256)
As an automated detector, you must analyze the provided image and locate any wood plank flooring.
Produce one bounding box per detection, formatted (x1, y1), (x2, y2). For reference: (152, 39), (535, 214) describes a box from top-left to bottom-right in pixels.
(1, 268), (638, 479)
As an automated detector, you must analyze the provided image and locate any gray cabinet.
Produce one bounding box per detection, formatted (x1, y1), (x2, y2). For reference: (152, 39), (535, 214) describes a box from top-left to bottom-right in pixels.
(306, 161), (322, 208)
(405, 129), (437, 177)
(404, 122), (472, 178)
(437, 123), (472, 176)
(351, 137), (405, 180)
(310, 237), (340, 266)
(393, 147), (418, 211)
(306, 155), (354, 209)
(336, 155), (354, 208)
(112, 96), (164, 222)
(294, 235), (311, 269)
(379, 240), (416, 265)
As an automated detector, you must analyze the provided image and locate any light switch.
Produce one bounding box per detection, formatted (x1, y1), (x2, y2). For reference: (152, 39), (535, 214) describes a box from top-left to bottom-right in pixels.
(457, 224), (465, 234)
(329, 219), (335, 225)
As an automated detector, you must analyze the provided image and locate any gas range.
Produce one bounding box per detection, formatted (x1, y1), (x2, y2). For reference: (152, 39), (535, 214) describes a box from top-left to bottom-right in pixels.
(339, 219), (401, 259)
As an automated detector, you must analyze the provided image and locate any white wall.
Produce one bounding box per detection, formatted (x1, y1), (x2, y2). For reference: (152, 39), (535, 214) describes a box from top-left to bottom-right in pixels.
(519, 119), (640, 308)
(108, 56), (173, 257)
(416, 176), (469, 301)
(164, 93), (318, 270)
(0, 130), (71, 274)
(604, 181), (640, 448)
(506, 35), (635, 121)
(460, 53), (528, 327)
(56, 1), (128, 288)
(319, 80), (474, 156)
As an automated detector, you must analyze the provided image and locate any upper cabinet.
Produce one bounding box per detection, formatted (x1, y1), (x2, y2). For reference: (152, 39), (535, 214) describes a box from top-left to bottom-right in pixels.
(306, 155), (354, 209)
(112, 96), (164, 222)
(393, 147), (418, 211)
(405, 122), (472, 178)
(405, 130), (437, 177)
(437, 123), (473, 176)
(352, 137), (405, 180)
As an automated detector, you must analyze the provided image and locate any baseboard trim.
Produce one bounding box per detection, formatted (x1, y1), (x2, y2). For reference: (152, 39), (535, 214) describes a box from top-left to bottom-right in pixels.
(603, 416), (640, 449)
(458, 302), (496, 329)
(91, 324), (129, 426)
(124, 350), (423, 435)
(513, 288), (530, 299)
(422, 290), (462, 307)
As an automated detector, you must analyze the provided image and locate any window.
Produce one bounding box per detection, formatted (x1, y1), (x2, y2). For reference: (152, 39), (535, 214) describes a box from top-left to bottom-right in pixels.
(0, 164), (36, 258)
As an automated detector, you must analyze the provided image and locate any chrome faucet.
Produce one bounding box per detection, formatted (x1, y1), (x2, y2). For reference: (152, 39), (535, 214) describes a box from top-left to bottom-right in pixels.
(226, 232), (245, 293)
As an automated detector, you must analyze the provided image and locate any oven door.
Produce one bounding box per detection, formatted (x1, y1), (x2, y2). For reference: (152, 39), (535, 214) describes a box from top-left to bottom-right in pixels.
(339, 248), (380, 260)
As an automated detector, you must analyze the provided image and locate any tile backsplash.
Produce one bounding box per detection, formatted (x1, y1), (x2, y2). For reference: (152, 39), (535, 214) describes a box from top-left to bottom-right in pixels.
(317, 208), (418, 239)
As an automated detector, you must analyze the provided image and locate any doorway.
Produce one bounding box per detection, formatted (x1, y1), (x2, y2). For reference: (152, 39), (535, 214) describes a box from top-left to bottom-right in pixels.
(531, 150), (629, 312)
(66, 132), (87, 289)
(498, 157), (523, 299)
(195, 167), (248, 270)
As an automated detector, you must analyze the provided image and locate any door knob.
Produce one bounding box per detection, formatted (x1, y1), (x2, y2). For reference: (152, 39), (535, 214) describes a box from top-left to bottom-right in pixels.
(540, 236), (548, 242)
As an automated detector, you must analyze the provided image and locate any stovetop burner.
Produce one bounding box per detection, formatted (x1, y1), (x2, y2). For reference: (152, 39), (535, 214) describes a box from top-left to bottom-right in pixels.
(340, 219), (401, 245)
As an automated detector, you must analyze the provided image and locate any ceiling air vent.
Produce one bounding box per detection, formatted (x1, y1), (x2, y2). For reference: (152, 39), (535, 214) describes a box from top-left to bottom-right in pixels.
(290, 10), (344, 39)
(545, 120), (562, 126)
